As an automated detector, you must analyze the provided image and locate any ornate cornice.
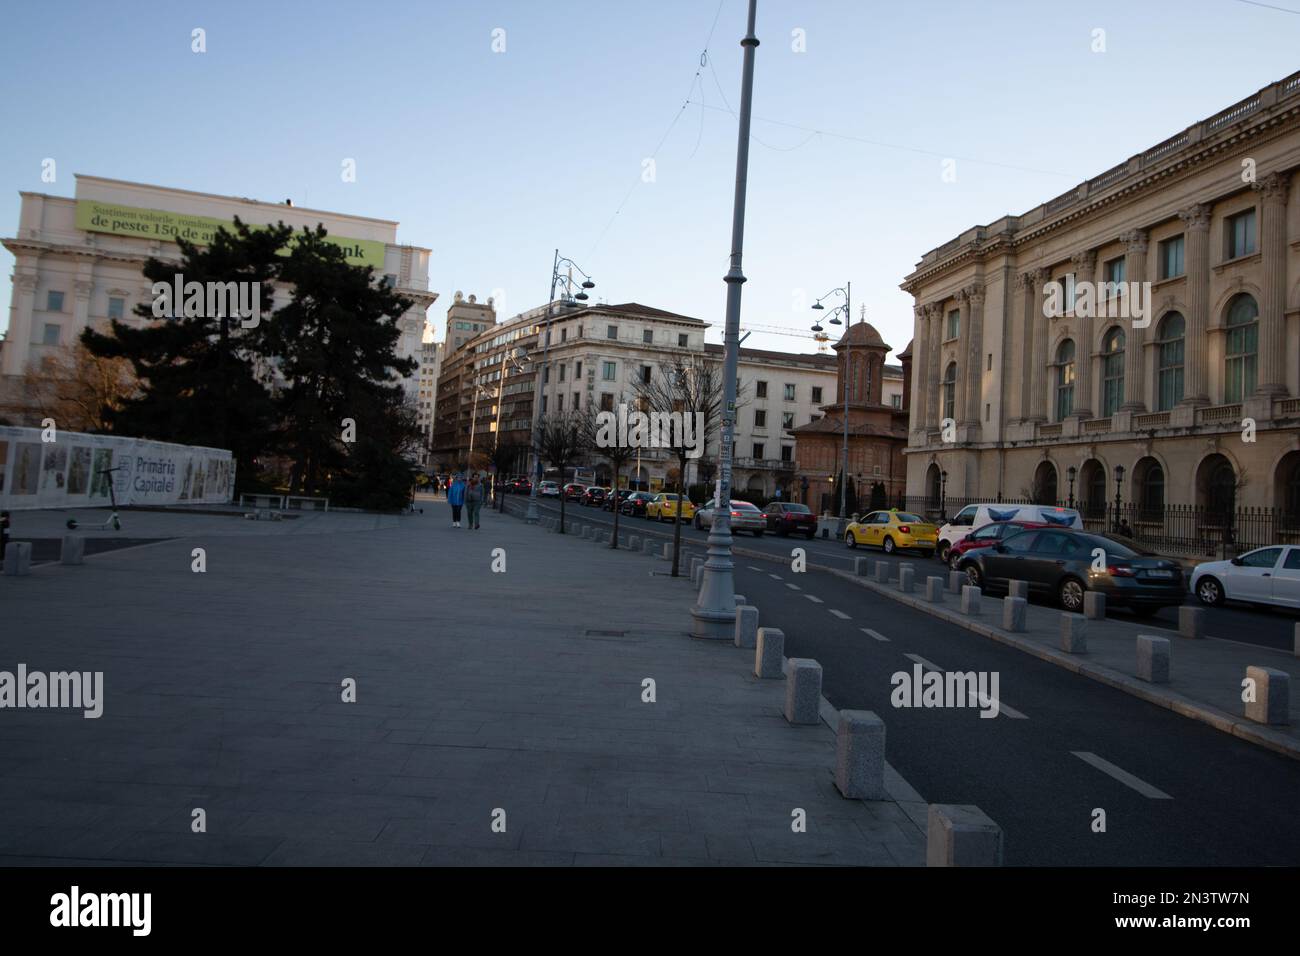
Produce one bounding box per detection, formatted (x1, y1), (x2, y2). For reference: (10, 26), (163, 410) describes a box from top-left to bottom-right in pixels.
(1178, 202), (1213, 230)
(1070, 250), (1097, 273)
(1120, 229), (1149, 254)
(1252, 170), (1291, 204)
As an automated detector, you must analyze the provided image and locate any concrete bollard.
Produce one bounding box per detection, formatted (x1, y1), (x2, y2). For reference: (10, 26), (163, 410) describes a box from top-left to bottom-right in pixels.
(734, 605), (759, 649)
(1244, 666), (1290, 725)
(898, 565), (915, 594)
(1178, 606), (1205, 639)
(873, 562), (890, 584)
(734, 593), (747, 606)
(689, 556), (704, 585)
(3, 541), (33, 576)
(854, 557), (871, 576)
(1008, 579), (1028, 599)
(61, 534), (85, 566)
(1083, 591), (1106, 620)
(1002, 596), (1026, 632)
(582, 525), (593, 539)
(661, 542), (673, 561)
(784, 658), (823, 725)
(1136, 634), (1171, 683)
(1294, 623), (1299, 658)
(754, 627), (785, 679)
(961, 585), (981, 616)
(926, 805), (1004, 867)
(643, 538), (657, 556)
(628, 534), (641, 551)
(1060, 613), (1088, 653)
(834, 710), (886, 800)
(926, 576), (945, 603)
(947, 571), (964, 594)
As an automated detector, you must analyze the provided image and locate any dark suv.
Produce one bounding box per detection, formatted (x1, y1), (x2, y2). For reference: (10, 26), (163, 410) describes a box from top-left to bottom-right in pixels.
(763, 502), (818, 538)
(581, 486), (607, 507)
(957, 528), (1184, 615)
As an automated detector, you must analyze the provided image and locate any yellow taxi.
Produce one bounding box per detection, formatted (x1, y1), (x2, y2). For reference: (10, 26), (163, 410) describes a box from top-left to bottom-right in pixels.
(647, 492), (696, 523)
(845, 509), (938, 555)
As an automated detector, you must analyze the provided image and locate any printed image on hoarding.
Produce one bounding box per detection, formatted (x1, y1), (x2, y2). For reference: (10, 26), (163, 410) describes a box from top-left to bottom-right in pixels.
(41, 445), (69, 492)
(67, 447), (92, 496)
(179, 458), (194, 500)
(13, 444), (41, 495)
(90, 448), (114, 499)
(0, 440), (7, 494)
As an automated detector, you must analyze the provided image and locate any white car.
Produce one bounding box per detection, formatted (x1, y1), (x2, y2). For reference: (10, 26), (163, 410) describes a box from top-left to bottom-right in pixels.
(936, 503), (1082, 563)
(694, 499), (765, 536)
(1190, 544), (1300, 609)
(538, 480), (560, 498)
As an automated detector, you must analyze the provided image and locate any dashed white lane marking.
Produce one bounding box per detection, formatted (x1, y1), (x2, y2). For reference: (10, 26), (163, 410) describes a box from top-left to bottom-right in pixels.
(1072, 751), (1172, 800)
(829, 609), (850, 620)
(904, 653), (943, 672)
(804, 594), (824, 604)
(861, 628), (889, 642)
(970, 692), (1029, 720)
(768, 573), (783, 581)
(786, 583), (801, 591)
(748, 566), (764, 572)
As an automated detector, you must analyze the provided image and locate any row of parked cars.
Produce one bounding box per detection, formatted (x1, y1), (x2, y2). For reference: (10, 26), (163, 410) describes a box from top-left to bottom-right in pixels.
(558, 484), (821, 537)
(842, 501), (1300, 614)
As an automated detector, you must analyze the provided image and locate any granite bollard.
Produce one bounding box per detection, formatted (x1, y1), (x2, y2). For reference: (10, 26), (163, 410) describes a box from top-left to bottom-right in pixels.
(1083, 591), (1106, 620)
(947, 571), (964, 594)
(1244, 666), (1290, 725)
(734, 605), (759, 649)
(784, 658), (823, 725)
(643, 538), (657, 556)
(873, 562), (890, 583)
(926, 805), (1004, 867)
(1002, 596), (1026, 632)
(854, 557), (871, 576)
(754, 627), (785, 679)
(734, 593), (747, 606)
(1008, 579), (1028, 600)
(898, 565), (915, 594)
(1060, 613), (1088, 653)
(3, 541), (32, 577)
(61, 534), (85, 566)
(926, 576), (945, 603)
(834, 710), (886, 800)
(1179, 606), (1205, 639)
(1136, 634), (1171, 683)
(628, 534), (641, 551)
(961, 585), (981, 616)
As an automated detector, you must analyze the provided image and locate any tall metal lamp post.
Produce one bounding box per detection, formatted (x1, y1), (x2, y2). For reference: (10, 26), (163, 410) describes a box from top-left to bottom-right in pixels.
(526, 251), (594, 523)
(1067, 465), (1078, 510)
(692, 0), (759, 640)
(811, 283), (851, 524)
(939, 469), (948, 521)
(1112, 464), (1125, 533)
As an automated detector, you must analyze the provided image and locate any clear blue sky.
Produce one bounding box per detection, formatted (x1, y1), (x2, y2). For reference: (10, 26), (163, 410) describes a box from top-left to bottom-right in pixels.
(2, 0), (1298, 360)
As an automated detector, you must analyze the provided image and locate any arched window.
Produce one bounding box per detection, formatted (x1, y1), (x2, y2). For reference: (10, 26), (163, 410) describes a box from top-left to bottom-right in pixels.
(1034, 461), (1058, 506)
(1156, 313), (1185, 411)
(1101, 327), (1125, 416)
(1083, 463), (1107, 519)
(1055, 340), (1076, 421)
(1224, 294), (1258, 403)
(1138, 460), (1164, 521)
(942, 362), (957, 422)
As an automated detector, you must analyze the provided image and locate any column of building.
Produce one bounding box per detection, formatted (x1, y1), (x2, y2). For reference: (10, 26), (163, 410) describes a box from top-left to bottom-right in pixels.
(1013, 270), (1034, 422)
(1253, 171), (1291, 396)
(1070, 251), (1096, 418)
(925, 303), (942, 433)
(960, 283), (984, 427)
(910, 305), (928, 435)
(1120, 230), (1149, 411)
(1178, 203), (1212, 405)
(2, 274), (38, 377)
(1027, 268), (1049, 421)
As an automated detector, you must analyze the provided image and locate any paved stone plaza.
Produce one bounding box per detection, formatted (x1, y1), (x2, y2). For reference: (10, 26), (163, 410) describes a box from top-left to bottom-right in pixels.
(0, 498), (924, 865)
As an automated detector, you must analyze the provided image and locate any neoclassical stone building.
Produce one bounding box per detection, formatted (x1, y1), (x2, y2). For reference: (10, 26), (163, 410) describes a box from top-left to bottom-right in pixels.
(902, 71), (1300, 545)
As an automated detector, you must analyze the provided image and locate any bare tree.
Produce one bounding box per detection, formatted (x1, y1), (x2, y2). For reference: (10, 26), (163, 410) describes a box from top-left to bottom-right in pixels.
(537, 408), (593, 534)
(631, 356), (735, 576)
(12, 343), (136, 431)
(582, 393), (636, 549)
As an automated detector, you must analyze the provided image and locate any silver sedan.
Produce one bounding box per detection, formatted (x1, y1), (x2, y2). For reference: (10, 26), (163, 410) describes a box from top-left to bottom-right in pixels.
(694, 499), (766, 536)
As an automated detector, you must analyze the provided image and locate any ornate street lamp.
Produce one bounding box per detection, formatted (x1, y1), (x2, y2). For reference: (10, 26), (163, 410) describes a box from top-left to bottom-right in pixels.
(1112, 464), (1126, 532)
(939, 469), (948, 521)
(1067, 465), (1077, 510)
(810, 284), (852, 525)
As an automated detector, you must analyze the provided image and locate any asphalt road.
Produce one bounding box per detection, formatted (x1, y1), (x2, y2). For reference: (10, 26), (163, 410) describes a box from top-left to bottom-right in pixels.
(533, 498), (1299, 652)
(532, 497), (1300, 865)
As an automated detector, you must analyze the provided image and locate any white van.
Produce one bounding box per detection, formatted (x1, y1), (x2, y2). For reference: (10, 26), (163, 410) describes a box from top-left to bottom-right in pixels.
(936, 503), (1083, 562)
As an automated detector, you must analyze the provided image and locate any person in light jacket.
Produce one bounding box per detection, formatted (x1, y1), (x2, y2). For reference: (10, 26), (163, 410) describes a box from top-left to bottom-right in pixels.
(447, 474), (467, 527)
(465, 475), (485, 530)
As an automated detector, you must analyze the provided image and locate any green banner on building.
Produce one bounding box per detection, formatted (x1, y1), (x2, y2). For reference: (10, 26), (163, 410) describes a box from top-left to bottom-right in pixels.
(74, 199), (386, 270)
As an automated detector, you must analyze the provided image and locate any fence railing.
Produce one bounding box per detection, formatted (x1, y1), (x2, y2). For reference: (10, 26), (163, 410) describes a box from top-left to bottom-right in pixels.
(894, 496), (1299, 556)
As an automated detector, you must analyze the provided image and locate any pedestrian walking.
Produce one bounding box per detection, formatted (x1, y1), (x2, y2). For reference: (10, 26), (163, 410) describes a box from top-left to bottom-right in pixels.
(465, 475), (485, 530)
(447, 473), (467, 527)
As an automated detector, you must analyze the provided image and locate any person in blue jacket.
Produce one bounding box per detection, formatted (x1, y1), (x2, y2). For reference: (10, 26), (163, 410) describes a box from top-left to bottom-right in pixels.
(447, 473), (467, 527)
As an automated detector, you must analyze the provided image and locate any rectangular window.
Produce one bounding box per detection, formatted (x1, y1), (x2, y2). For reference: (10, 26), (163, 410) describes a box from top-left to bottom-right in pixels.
(541, 395), (548, 413)
(107, 296), (125, 320)
(642, 329), (653, 344)
(602, 361), (616, 381)
(42, 323), (61, 345)
(556, 394), (564, 411)
(561, 327), (568, 342)
(1061, 273), (1077, 312)
(543, 366), (550, 383)
(891, 394), (902, 408)
(985, 403), (990, 421)
(600, 393), (615, 412)
(811, 386), (823, 403)
(945, 309), (959, 340)
(754, 409), (766, 428)
(752, 443), (765, 460)
(640, 365), (652, 384)
(47, 291), (64, 312)
(606, 324), (618, 339)
(1160, 235), (1185, 279)
(781, 411), (794, 429)
(678, 333), (688, 348)
(1105, 256), (1125, 287)
(558, 364), (566, 382)
(573, 391), (580, 408)
(756, 381), (768, 399)
(783, 384), (796, 401)
(986, 354), (992, 371)
(1227, 209), (1256, 259)
(780, 446), (793, 463)
(575, 361), (582, 377)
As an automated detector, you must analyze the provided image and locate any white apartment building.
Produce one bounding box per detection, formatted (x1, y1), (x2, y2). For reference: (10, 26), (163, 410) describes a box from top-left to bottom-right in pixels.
(1, 174), (435, 418)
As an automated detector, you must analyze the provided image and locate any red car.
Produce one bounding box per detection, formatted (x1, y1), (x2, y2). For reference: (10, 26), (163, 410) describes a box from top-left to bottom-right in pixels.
(947, 520), (1050, 569)
(763, 502), (818, 538)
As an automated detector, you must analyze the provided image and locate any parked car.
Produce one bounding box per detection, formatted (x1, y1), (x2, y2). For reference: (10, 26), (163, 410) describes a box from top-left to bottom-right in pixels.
(1190, 544), (1300, 609)
(603, 489), (634, 512)
(958, 528), (1184, 615)
(845, 510), (938, 555)
(695, 499), (766, 536)
(937, 503), (1082, 563)
(946, 520), (1051, 570)
(621, 491), (655, 517)
(538, 480), (560, 498)
(563, 483), (587, 502)
(581, 486), (608, 507)
(764, 502), (818, 538)
(508, 477), (532, 495)
(646, 493), (695, 523)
